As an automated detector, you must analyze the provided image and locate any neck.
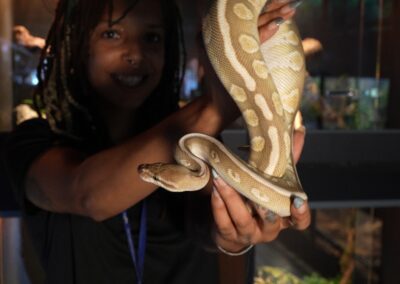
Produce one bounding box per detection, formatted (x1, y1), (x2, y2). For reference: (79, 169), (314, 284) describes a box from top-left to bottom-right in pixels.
(95, 100), (137, 143)
(106, 110), (137, 143)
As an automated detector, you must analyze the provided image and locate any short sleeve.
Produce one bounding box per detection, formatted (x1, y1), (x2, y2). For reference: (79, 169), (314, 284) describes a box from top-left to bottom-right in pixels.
(2, 118), (56, 211)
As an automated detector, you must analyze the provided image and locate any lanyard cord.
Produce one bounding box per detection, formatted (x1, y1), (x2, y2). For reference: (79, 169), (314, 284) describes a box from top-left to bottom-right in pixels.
(122, 200), (147, 284)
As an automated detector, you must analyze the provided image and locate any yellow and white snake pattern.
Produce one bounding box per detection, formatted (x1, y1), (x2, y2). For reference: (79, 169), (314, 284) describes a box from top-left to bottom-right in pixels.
(138, 0), (307, 217)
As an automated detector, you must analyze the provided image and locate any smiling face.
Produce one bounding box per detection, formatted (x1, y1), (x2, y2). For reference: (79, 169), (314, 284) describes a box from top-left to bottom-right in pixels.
(88, 0), (165, 112)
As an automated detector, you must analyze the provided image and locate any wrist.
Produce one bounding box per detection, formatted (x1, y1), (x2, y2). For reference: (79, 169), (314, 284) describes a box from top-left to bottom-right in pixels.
(217, 243), (254, 256)
(215, 235), (253, 256)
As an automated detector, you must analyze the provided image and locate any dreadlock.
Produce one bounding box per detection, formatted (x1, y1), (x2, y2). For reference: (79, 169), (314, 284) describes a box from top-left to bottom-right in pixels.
(34, 0), (186, 143)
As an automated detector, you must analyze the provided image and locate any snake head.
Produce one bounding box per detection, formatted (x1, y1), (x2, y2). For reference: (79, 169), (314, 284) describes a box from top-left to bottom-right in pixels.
(138, 163), (206, 192)
(138, 163), (163, 184)
(138, 163), (183, 191)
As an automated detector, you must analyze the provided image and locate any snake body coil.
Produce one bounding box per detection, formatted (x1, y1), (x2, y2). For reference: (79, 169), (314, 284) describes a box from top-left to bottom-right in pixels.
(139, 0), (307, 217)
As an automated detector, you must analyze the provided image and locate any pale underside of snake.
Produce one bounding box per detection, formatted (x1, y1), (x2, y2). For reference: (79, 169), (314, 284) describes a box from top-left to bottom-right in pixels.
(138, 0), (307, 217)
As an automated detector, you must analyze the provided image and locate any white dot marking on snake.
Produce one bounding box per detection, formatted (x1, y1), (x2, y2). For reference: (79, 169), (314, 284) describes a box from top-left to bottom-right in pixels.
(287, 181), (295, 187)
(284, 132), (291, 160)
(265, 127), (280, 176)
(283, 30), (299, 45)
(251, 188), (270, 203)
(255, 94), (273, 121)
(228, 169), (241, 183)
(230, 84), (247, 102)
(218, 0), (256, 91)
(243, 109), (259, 127)
(233, 3), (254, 20)
(268, 51), (304, 72)
(251, 136), (265, 152)
(247, 0), (264, 9)
(239, 34), (259, 54)
(272, 92), (284, 116)
(249, 161), (257, 168)
(282, 89), (299, 114)
(252, 60), (269, 79)
(262, 30), (300, 51)
(210, 150), (220, 163)
(180, 159), (192, 168)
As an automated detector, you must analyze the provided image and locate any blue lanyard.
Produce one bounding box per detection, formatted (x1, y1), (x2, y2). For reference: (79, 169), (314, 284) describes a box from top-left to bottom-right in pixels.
(122, 200), (147, 284)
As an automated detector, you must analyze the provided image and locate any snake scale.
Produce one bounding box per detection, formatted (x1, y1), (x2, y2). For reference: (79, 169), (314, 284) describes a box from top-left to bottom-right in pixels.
(138, 0), (307, 217)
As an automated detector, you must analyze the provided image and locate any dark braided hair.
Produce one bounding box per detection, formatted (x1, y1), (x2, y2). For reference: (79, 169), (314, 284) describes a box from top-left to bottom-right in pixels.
(34, 0), (186, 143)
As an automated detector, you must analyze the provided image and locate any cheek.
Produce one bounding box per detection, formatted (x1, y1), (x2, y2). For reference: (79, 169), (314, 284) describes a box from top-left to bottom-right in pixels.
(87, 47), (115, 85)
(153, 50), (165, 79)
(87, 58), (102, 90)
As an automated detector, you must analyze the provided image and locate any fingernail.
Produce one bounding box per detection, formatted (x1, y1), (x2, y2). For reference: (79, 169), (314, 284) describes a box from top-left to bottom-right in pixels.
(274, 17), (285, 26)
(296, 125), (306, 134)
(212, 171), (229, 188)
(263, 0), (290, 12)
(293, 197), (304, 209)
(213, 187), (222, 200)
(290, 0), (303, 9)
(281, 0), (302, 14)
(211, 169), (219, 179)
(266, 211), (277, 223)
(267, 17), (284, 30)
(255, 204), (266, 212)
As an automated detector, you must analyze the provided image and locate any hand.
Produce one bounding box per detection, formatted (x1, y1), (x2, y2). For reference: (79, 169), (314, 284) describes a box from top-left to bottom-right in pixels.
(13, 25), (45, 50)
(211, 128), (310, 253)
(258, 0), (302, 43)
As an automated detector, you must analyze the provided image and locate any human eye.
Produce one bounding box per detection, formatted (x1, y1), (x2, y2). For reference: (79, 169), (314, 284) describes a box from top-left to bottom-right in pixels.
(144, 32), (163, 45)
(101, 29), (121, 40)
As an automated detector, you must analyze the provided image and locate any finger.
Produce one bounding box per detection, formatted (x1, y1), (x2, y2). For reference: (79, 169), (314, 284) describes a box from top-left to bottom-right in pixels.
(262, 0), (292, 14)
(259, 211), (282, 242)
(211, 187), (238, 242)
(250, 204), (281, 240)
(265, 0), (303, 13)
(258, 1), (302, 43)
(258, 10), (296, 43)
(212, 174), (256, 242)
(259, 0), (301, 25)
(290, 197), (311, 230)
(258, 17), (286, 43)
(293, 127), (306, 164)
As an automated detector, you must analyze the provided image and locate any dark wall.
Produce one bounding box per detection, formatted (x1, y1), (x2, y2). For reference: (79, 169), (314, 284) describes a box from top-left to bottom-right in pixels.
(0, 132), (19, 214)
(382, 0), (400, 128)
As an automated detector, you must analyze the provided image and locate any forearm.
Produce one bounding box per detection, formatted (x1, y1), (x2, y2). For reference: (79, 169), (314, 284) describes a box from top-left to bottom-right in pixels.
(75, 96), (227, 220)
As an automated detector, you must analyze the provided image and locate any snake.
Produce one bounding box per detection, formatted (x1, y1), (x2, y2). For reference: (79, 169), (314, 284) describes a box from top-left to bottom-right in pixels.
(138, 0), (307, 217)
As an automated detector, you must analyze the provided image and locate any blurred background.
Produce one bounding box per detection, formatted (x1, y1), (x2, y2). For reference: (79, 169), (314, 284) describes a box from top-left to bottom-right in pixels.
(1, 0), (400, 283)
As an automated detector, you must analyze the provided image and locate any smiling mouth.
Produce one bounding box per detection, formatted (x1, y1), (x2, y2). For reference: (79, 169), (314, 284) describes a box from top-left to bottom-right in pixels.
(111, 74), (147, 88)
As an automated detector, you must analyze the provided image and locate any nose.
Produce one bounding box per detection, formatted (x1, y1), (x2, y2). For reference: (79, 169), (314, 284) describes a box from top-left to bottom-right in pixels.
(122, 42), (144, 67)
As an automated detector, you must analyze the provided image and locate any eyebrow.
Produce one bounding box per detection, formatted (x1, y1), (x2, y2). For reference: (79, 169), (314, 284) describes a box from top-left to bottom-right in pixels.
(97, 20), (164, 29)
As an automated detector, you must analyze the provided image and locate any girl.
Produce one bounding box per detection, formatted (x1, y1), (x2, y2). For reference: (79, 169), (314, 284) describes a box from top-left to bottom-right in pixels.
(4, 0), (310, 283)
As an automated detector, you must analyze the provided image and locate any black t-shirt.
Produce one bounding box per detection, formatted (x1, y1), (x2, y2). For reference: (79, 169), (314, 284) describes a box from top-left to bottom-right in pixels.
(3, 118), (219, 284)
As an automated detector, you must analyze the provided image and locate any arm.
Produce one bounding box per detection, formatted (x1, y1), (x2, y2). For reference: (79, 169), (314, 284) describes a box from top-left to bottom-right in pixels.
(26, 95), (228, 221)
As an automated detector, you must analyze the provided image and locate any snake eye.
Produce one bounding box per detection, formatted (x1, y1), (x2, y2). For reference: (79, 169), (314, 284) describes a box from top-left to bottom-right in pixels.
(153, 175), (160, 182)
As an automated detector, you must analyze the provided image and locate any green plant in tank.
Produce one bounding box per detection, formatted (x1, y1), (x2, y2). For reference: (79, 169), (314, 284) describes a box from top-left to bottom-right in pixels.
(254, 266), (341, 284)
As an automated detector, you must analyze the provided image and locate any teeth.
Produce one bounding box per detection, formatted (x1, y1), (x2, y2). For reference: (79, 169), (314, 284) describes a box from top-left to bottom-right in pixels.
(115, 75), (144, 87)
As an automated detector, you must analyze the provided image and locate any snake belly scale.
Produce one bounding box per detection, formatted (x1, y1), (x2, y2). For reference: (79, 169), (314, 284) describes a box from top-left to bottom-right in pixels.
(138, 0), (307, 217)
